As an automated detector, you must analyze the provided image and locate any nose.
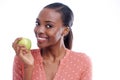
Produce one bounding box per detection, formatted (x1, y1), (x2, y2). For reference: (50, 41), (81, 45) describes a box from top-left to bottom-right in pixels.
(35, 26), (45, 34)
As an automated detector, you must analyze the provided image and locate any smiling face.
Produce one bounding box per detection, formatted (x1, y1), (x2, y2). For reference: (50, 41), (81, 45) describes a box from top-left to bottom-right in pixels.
(34, 8), (67, 48)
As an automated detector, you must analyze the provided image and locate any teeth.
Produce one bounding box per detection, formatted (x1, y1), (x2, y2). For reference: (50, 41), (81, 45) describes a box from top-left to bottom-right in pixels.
(37, 37), (46, 40)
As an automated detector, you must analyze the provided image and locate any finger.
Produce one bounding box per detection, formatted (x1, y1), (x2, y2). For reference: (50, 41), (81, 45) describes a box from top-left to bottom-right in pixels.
(18, 47), (29, 60)
(18, 45), (29, 55)
(12, 37), (22, 49)
(19, 48), (24, 59)
(15, 45), (25, 55)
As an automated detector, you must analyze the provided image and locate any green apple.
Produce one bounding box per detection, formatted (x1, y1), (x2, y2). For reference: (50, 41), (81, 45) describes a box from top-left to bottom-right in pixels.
(18, 38), (31, 50)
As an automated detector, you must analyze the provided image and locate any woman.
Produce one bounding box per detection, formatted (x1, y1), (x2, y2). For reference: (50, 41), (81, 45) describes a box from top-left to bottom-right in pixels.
(12, 2), (92, 80)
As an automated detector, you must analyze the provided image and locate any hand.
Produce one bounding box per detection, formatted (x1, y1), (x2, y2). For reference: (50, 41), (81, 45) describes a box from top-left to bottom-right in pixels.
(12, 37), (34, 68)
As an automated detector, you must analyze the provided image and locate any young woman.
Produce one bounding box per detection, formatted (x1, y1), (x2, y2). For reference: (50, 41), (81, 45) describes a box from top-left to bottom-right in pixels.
(12, 2), (92, 80)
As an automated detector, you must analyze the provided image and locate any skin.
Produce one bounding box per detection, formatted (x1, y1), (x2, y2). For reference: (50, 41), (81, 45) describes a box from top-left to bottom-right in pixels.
(12, 8), (70, 80)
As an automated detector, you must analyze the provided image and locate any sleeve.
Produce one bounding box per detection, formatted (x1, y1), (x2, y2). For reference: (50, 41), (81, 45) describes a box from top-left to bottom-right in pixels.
(80, 54), (92, 80)
(13, 55), (24, 80)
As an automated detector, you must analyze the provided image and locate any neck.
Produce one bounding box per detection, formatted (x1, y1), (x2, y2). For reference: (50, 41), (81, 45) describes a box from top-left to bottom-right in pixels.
(41, 45), (66, 62)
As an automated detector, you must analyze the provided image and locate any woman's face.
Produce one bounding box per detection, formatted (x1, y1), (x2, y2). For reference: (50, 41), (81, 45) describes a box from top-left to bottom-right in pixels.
(34, 8), (65, 48)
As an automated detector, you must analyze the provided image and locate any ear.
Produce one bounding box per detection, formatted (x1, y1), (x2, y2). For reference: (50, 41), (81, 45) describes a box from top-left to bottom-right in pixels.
(62, 27), (70, 36)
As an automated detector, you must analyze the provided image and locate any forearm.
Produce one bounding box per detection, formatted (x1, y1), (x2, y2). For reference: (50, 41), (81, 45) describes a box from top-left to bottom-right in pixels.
(24, 66), (34, 80)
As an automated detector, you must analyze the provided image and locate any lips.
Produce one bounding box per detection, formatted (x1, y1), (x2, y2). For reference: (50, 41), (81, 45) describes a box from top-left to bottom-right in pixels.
(36, 34), (48, 43)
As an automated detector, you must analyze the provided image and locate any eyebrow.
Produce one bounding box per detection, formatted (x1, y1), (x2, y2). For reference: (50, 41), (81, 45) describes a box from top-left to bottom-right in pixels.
(36, 18), (55, 24)
(36, 18), (39, 21)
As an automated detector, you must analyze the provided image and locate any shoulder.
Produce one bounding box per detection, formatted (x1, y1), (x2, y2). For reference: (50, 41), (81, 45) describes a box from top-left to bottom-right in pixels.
(30, 49), (41, 58)
(30, 49), (40, 54)
(68, 49), (90, 61)
(67, 49), (92, 66)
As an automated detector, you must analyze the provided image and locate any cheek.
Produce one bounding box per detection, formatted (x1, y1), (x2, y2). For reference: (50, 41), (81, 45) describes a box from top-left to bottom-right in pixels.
(52, 30), (62, 40)
(34, 27), (37, 32)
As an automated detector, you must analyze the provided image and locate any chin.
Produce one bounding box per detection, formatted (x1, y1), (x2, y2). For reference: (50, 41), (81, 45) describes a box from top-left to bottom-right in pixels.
(37, 43), (47, 49)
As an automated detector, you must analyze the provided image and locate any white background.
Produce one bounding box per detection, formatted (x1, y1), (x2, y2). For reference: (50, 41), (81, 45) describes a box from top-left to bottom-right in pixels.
(0, 0), (120, 80)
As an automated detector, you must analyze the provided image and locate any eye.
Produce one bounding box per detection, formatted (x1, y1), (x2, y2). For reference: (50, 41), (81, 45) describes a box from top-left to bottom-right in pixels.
(35, 21), (40, 26)
(45, 24), (53, 28)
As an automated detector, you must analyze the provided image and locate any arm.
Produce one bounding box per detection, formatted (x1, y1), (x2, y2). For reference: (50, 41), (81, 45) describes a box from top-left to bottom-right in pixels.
(13, 56), (34, 80)
(80, 54), (92, 80)
(81, 66), (92, 80)
(23, 66), (34, 80)
(12, 38), (34, 80)
(13, 56), (24, 80)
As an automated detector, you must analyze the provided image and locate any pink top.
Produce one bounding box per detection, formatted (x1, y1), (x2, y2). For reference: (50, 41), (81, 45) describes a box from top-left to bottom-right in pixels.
(13, 49), (92, 80)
